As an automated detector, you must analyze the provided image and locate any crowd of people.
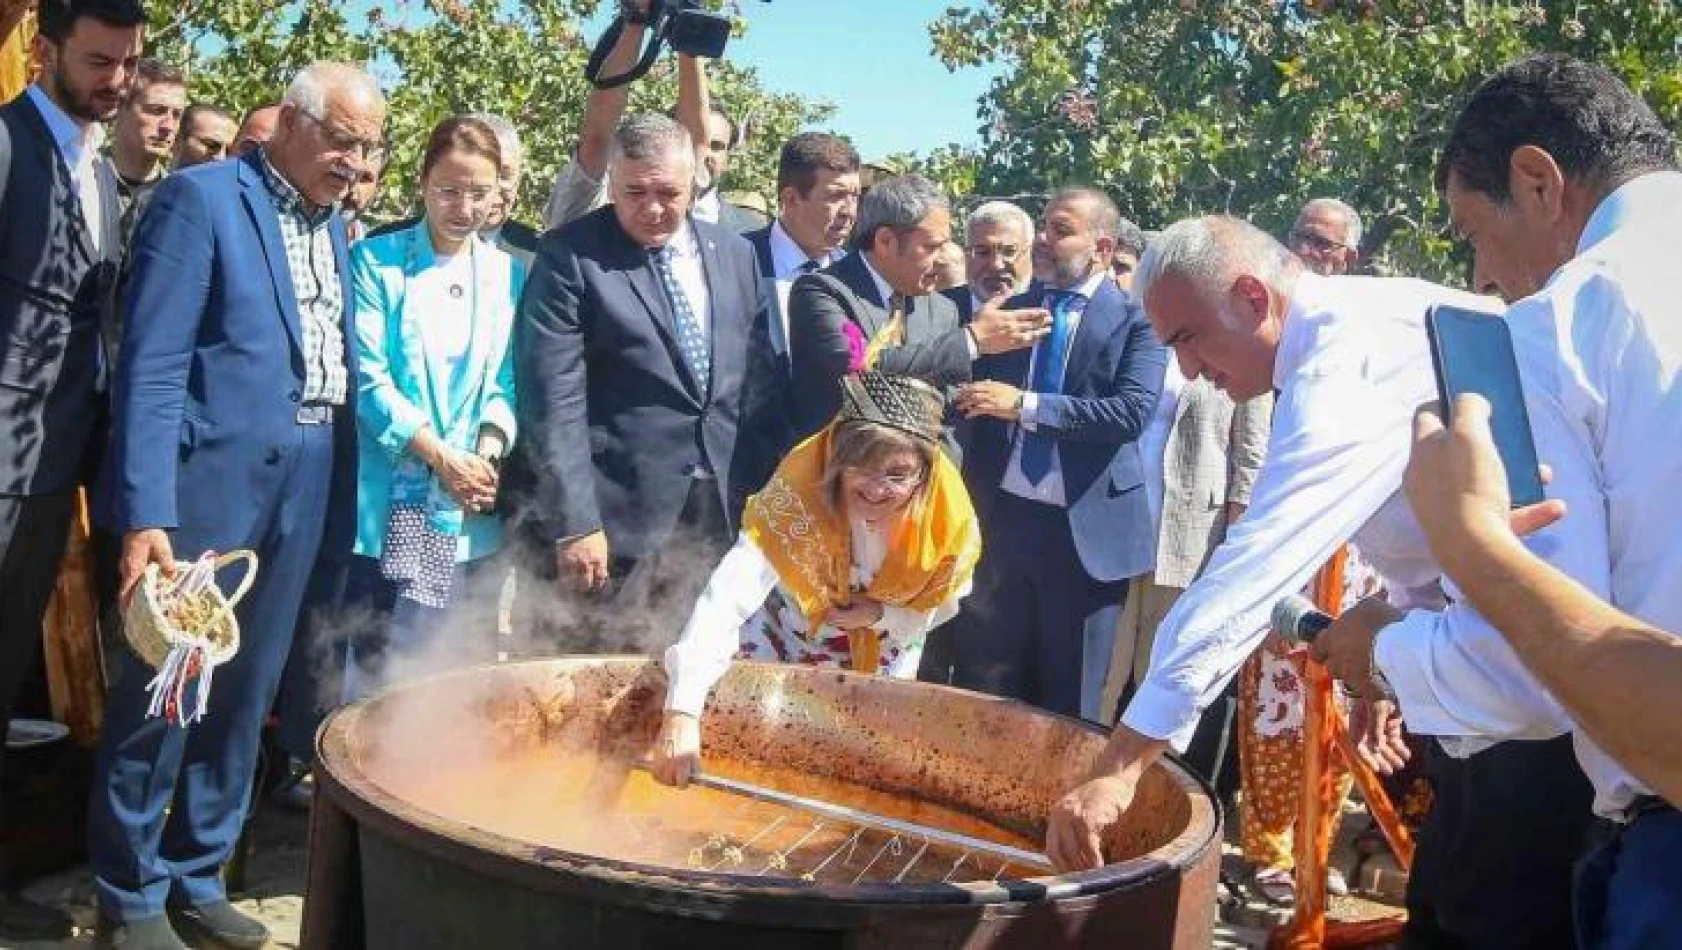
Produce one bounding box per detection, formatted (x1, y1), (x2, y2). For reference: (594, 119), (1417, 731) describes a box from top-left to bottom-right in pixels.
(1, 0), (1679, 948)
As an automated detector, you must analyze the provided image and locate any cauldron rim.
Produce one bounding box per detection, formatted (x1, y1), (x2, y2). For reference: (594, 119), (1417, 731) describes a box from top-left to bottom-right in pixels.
(315, 657), (1221, 912)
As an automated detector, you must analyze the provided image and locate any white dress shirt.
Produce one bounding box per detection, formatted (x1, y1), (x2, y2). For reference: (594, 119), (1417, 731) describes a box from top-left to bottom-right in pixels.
(660, 219), (711, 336)
(662, 522), (968, 716)
(1000, 269), (1110, 507)
(26, 84), (105, 253)
(1122, 272), (1496, 749)
(767, 220), (840, 356)
(1375, 171), (1682, 817)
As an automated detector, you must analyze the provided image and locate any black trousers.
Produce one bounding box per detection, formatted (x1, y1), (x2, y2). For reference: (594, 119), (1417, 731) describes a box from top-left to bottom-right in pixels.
(1402, 734), (1594, 950)
(511, 478), (731, 657)
(0, 491), (77, 875)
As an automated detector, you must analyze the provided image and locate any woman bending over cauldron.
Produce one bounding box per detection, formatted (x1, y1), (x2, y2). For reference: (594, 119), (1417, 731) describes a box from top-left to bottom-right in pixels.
(650, 372), (981, 787)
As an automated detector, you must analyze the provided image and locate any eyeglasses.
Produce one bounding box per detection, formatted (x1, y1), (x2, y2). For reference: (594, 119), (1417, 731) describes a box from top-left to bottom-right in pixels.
(1289, 229), (1351, 254)
(967, 243), (1022, 262)
(296, 109), (386, 164)
(844, 466), (926, 494)
(427, 183), (496, 205)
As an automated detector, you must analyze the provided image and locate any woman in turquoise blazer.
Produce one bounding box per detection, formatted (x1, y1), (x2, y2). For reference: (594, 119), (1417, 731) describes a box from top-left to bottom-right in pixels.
(340, 116), (524, 689)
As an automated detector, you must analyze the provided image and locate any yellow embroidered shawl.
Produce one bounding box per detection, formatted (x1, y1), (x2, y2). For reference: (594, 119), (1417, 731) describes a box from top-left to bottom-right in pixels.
(741, 424), (981, 673)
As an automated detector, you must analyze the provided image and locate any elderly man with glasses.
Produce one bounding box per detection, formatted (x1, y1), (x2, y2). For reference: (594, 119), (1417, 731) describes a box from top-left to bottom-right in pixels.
(88, 61), (385, 950)
(1288, 197), (1364, 276)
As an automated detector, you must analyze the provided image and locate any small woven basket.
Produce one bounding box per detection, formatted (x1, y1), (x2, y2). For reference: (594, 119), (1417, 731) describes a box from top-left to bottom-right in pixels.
(124, 550), (256, 669)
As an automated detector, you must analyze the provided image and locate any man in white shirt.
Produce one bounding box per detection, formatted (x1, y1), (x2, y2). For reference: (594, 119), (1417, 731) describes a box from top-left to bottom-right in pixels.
(741, 132), (861, 363)
(1309, 54), (1682, 949)
(1047, 214), (1598, 949)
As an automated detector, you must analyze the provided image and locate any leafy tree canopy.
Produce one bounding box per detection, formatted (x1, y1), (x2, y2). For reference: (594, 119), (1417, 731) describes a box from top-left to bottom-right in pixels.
(926, 0), (1682, 280)
(147, 0), (833, 222)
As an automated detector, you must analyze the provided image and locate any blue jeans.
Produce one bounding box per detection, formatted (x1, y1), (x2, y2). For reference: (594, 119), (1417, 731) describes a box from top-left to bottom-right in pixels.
(1575, 803), (1682, 950)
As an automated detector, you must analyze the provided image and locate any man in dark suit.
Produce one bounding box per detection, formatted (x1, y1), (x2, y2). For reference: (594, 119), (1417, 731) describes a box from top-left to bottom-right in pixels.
(88, 62), (385, 950)
(952, 187), (1168, 721)
(515, 113), (781, 654)
(787, 174), (1051, 443)
(741, 132), (860, 367)
(0, 0), (139, 940)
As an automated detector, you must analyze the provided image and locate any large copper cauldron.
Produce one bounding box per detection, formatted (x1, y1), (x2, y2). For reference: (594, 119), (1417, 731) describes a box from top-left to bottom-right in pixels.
(303, 658), (1220, 949)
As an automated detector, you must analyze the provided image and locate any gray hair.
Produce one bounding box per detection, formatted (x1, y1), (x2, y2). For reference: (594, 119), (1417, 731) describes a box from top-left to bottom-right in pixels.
(609, 113), (694, 170)
(964, 200), (1034, 246)
(851, 174), (949, 252)
(465, 112), (522, 166)
(283, 62), (384, 119)
(1116, 216), (1146, 256)
(1296, 197), (1365, 248)
(1134, 215), (1301, 306)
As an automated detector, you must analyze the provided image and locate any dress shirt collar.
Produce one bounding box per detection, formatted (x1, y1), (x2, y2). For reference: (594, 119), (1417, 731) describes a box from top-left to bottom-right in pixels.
(26, 83), (103, 162)
(768, 219), (836, 278)
(1576, 170), (1682, 255)
(258, 149), (335, 227)
(654, 217), (701, 262)
(858, 251), (901, 309)
(1272, 270), (1321, 391)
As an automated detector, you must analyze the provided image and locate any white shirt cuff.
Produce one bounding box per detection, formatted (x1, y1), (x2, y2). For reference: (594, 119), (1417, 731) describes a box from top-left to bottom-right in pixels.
(964, 328), (980, 361)
(1019, 391), (1041, 430)
(1118, 679), (1203, 751)
(663, 642), (717, 718)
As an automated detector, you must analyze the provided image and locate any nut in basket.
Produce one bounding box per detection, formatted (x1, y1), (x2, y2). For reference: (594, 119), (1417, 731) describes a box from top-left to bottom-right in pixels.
(123, 550), (258, 726)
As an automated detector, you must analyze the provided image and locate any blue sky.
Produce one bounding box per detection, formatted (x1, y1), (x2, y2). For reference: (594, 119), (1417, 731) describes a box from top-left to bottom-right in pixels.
(587, 1), (1002, 159)
(721, 1), (1001, 158)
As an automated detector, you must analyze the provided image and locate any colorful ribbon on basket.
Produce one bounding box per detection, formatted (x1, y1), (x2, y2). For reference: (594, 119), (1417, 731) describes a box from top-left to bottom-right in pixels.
(143, 552), (223, 727)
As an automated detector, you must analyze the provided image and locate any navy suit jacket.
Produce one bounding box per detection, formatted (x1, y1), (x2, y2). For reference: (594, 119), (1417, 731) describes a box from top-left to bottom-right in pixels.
(98, 151), (358, 558)
(513, 205), (784, 559)
(0, 92), (123, 495)
(960, 279), (1167, 583)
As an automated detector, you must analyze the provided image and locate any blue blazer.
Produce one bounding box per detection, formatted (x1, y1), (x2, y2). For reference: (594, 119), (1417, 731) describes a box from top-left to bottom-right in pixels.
(960, 279), (1167, 582)
(351, 223), (523, 562)
(99, 151), (358, 559)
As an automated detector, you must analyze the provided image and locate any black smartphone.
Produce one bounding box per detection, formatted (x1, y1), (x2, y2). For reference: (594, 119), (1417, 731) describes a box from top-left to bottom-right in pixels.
(1424, 303), (1547, 508)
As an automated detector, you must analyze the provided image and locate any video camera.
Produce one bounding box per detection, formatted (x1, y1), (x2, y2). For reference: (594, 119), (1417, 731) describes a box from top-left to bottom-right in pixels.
(585, 0), (734, 89)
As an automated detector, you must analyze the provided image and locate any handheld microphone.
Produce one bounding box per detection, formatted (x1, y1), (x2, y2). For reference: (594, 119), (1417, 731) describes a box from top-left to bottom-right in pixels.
(1271, 594), (1334, 645)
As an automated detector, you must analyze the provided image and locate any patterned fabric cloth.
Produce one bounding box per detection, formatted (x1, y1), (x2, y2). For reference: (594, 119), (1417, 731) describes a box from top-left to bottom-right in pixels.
(653, 244), (710, 394)
(737, 584), (921, 676)
(259, 151), (348, 405)
(1237, 545), (1382, 870)
(379, 500), (461, 608)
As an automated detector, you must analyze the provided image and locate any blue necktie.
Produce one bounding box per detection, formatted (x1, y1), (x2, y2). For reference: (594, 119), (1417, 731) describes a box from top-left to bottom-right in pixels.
(653, 245), (710, 392)
(1020, 290), (1080, 485)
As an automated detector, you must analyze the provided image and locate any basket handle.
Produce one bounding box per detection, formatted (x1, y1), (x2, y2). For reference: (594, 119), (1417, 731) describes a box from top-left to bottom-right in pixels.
(210, 550), (260, 608)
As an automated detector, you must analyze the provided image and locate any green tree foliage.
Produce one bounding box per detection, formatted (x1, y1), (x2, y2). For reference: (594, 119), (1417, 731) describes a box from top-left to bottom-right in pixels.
(146, 0), (832, 222)
(929, 0), (1682, 280)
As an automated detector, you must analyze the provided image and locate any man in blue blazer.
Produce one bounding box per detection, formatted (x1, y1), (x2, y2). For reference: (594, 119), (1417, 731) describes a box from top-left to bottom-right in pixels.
(952, 187), (1167, 721)
(87, 63), (385, 950)
(514, 113), (785, 653)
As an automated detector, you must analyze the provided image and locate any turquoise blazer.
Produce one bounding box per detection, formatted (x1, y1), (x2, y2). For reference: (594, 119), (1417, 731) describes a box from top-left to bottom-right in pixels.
(351, 222), (525, 562)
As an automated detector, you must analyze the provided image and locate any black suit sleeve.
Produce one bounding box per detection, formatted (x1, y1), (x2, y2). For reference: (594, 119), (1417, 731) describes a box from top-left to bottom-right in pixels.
(514, 234), (600, 544)
(786, 274), (858, 439)
(731, 261), (794, 504)
(871, 325), (973, 386)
